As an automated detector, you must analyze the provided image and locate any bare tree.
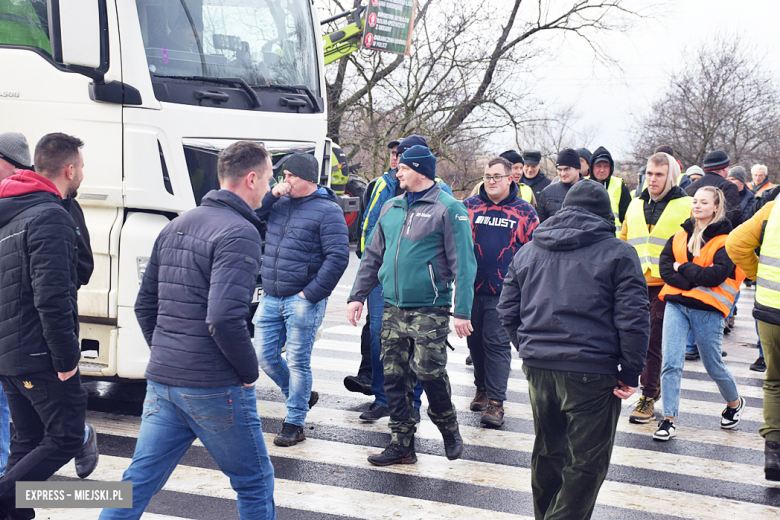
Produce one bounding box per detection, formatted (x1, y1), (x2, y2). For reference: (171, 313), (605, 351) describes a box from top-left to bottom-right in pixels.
(320, 0), (642, 184)
(630, 35), (780, 176)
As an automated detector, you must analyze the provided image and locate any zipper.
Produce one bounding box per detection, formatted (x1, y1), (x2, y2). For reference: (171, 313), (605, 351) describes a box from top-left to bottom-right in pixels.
(427, 261), (438, 305)
(274, 202), (294, 295)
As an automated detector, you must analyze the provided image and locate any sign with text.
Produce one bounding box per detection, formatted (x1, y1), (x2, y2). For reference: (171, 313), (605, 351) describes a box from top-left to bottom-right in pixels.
(363, 0), (416, 56)
(17, 481), (132, 508)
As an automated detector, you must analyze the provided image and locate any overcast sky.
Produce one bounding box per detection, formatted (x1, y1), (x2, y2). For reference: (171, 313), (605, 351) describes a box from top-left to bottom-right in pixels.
(500, 0), (780, 161)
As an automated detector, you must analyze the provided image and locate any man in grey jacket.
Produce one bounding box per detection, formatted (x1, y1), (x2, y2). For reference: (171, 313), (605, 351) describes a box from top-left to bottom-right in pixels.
(498, 179), (649, 520)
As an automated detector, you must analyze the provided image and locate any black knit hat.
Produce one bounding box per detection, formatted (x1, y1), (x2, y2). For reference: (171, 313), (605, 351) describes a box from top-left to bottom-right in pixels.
(577, 148), (592, 164)
(499, 150), (524, 165)
(387, 140), (400, 149)
(703, 150), (730, 172)
(523, 149), (541, 165)
(283, 152), (320, 184)
(397, 135), (428, 156)
(562, 179), (614, 221)
(556, 148), (581, 170)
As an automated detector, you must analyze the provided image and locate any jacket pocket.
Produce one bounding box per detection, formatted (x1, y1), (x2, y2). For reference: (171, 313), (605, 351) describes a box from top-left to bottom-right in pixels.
(427, 262), (439, 305)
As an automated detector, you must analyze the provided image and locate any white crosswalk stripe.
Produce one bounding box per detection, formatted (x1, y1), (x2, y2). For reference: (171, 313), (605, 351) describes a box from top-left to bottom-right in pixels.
(40, 286), (779, 519)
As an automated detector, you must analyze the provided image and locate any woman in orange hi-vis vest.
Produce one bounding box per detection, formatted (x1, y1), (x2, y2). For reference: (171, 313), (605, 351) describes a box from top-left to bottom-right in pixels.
(653, 187), (746, 441)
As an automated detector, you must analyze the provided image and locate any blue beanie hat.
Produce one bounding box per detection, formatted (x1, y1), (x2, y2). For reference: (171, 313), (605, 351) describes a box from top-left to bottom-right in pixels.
(399, 145), (436, 180)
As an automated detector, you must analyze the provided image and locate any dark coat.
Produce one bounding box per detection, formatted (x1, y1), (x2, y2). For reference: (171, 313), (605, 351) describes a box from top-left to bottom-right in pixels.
(257, 186), (349, 303)
(589, 146), (632, 222)
(0, 171), (80, 375)
(536, 174), (582, 222)
(520, 172), (551, 202)
(685, 172), (743, 228)
(738, 189), (756, 222)
(497, 206), (649, 386)
(659, 218), (736, 315)
(747, 184), (780, 218)
(135, 190), (263, 388)
(64, 196), (94, 288)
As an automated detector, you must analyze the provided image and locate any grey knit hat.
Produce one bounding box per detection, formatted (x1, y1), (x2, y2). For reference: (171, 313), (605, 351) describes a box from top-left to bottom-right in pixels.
(282, 152), (320, 184)
(0, 132), (32, 170)
(727, 165), (747, 184)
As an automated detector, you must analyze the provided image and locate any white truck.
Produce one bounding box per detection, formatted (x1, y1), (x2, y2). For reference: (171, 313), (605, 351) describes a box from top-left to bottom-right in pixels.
(0, 0), (351, 379)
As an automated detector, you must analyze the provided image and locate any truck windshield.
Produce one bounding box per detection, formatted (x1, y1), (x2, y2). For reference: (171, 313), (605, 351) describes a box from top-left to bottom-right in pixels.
(135, 0), (319, 95)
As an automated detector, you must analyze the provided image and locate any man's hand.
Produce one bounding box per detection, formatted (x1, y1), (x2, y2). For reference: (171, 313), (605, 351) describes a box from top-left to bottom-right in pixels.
(58, 368), (78, 381)
(453, 318), (473, 338)
(346, 301), (364, 326)
(613, 381), (637, 399)
(272, 182), (292, 198)
(242, 382), (256, 388)
(298, 291), (306, 299)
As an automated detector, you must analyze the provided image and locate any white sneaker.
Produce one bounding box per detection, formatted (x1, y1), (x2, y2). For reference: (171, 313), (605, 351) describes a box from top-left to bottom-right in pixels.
(653, 419), (676, 441)
(721, 396), (745, 429)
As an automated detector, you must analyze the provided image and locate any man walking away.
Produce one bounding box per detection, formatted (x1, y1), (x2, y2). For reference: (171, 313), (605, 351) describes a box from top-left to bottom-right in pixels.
(464, 157), (538, 427)
(685, 150), (742, 228)
(254, 152), (349, 447)
(0, 133), (90, 520)
(100, 141), (276, 519)
(536, 148), (582, 222)
(498, 179), (649, 520)
(347, 145), (477, 466)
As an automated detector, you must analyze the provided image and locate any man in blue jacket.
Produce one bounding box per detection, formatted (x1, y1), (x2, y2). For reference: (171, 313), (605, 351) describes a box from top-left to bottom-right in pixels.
(101, 141), (276, 520)
(254, 153), (349, 447)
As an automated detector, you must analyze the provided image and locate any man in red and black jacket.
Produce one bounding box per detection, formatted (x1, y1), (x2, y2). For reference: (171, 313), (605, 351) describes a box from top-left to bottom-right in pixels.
(463, 156), (538, 427)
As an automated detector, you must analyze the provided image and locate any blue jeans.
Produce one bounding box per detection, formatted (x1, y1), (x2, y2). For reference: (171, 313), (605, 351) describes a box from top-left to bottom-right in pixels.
(661, 301), (739, 418)
(368, 285), (422, 409)
(255, 293), (326, 427)
(0, 385), (8, 476)
(99, 382), (275, 520)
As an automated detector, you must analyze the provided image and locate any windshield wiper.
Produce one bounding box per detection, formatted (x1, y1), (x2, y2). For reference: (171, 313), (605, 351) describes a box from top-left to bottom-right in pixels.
(153, 75), (262, 108)
(261, 84), (322, 112)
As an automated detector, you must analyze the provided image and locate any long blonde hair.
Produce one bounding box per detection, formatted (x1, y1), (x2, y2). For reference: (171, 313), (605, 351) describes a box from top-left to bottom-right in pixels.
(689, 186), (726, 256)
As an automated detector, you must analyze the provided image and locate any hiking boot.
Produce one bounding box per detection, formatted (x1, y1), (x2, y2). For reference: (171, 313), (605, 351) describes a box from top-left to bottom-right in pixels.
(359, 403), (389, 421)
(653, 419), (676, 441)
(442, 427), (464, 461)
(481, 400), (504, 427)
(465, 354), (473, 366)
(470, 387), (488, 412)
(274, 422), (305, 447)
(685, 350), (699, 361)
(751, 357), (767, 372)
(766, 441), (780, 481)
(344, 373), (373, 396)
(412, 407), (421, 424)
(308, 391), (319, 409)
(721, 396), (745, 429)
(75, 423), (99, 479)
(367, 441), (417, 466)
(629, 396), (656, 424)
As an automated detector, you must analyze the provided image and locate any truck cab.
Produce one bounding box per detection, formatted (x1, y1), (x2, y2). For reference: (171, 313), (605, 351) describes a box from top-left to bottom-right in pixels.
(0, 0), (337, 379)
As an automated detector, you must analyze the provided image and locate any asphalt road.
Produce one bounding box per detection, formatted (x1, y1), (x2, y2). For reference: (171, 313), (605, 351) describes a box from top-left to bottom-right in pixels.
(39, 247), (780, 519)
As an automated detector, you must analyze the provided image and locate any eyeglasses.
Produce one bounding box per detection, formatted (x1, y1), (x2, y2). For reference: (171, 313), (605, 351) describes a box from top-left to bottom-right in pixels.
(483, 174), (511, 183)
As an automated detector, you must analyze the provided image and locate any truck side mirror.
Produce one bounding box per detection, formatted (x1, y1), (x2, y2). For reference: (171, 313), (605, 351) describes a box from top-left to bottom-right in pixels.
(48, 0), (106, 70)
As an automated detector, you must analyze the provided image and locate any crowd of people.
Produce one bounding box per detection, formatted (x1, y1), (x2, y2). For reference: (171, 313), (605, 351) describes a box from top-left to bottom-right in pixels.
(0, 129), (778, 520)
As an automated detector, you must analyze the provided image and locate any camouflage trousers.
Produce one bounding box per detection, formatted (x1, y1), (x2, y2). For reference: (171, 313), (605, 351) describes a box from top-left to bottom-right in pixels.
(381, 305), (458, 446)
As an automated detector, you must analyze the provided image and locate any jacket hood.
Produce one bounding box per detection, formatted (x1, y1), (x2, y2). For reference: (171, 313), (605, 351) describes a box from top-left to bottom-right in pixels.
(639, 185), (688, 203)
(201, 189), (263, 233)
(680, 216), (732, 239)
(313, 185), (339, 202)
(532, 206), (617, 251)
(589, 146), (614, 182)
(478, 179), (519, 205)
(0, 170), (61, 199)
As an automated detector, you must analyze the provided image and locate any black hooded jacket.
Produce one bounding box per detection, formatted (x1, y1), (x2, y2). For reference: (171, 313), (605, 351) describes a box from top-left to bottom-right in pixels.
(535, 173), (583, 222)
(497, 206), (649, 386)
(685, 172), (743, 228)
(588, 146), (632, 223)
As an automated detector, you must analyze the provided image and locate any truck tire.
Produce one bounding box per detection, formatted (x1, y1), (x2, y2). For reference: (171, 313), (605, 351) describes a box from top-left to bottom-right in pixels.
(344, 176), (367, 243)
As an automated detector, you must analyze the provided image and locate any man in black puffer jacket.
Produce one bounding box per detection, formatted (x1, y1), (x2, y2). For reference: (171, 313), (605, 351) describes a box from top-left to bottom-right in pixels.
(254, 152), (349, 447)
(536, 148), (583, 222)
(0, 133), (89, 520)
(498, 179), (649, 520)
(685, 150), (742, 228)
(105, 141), (277, 520)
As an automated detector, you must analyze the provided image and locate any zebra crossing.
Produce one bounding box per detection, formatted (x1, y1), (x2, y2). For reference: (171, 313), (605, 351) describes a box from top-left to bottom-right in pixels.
(42, 282), (780, 519)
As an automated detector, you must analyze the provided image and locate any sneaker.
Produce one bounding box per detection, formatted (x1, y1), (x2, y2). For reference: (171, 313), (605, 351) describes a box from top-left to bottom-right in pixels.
(685, 350), (699, 361)
(274, 422), (305, 447)
(344, 373), (373, 396)
(750, 357), (767, 372)
(721, 396), (745, 429)
(470, 387), (488, 412)
(653, 419), (676, 441)
(442, 427), (464, 460)
(411, 407), (421, 424)
(75, 423), (99, 479)
(367, 441), (417, 466)
(308, 391), (319, 409)
(465, 354), (473, 366)
(480, 400), (504, 427)
(359, 403), (389, 421)
(766, 441), (780, 481)
(629, 396), (656, 424)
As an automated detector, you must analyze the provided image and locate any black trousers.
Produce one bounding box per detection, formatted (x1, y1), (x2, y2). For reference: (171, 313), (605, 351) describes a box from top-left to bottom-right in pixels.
(0, 369), (87, 515)
(466, 294), (512, 402)
(358, 313), (372, 377)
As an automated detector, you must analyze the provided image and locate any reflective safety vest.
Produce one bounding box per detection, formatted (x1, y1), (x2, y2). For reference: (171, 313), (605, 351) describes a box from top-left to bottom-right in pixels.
(660, 231), (745, 317)
(625, 196), (692, 278)
(756, 201), (780, 310)
(606, 176), (624, 236)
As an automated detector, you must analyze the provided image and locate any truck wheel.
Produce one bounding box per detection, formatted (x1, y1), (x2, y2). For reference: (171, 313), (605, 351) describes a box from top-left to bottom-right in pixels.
(344, 176), (367, 243)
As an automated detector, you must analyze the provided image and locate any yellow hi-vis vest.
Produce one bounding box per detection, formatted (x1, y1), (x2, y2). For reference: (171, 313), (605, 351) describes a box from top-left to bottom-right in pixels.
(756, 201), (780, 310)
(625, 196), (692, 278)
(606, 176), (624, 236)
